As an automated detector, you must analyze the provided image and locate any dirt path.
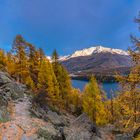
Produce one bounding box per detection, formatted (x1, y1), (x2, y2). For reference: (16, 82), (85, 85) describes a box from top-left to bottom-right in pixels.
(0, 95), (46, 140)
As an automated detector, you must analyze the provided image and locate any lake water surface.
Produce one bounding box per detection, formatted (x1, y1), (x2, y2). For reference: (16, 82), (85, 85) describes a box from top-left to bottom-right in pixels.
(72, 79), (119, 98)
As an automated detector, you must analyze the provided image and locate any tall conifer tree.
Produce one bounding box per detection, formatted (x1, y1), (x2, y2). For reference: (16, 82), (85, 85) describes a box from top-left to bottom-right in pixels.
(52, 50), (72, 105)
(117, 13), (140, 128)
(83, 76), (107, 125)
(37, 58), (59, 103)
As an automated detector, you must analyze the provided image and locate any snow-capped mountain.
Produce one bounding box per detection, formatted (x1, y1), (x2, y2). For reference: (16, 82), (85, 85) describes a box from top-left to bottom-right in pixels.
(60, 46), (131, 80)
(60, 46), (129, 61)
(59, 55), (70, 61)
(47, 56), (51, 61)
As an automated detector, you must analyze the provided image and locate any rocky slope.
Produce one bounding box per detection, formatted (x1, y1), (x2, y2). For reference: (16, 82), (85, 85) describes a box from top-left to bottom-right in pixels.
(0, 72), (48, 139)
(0, 71), (137, 140)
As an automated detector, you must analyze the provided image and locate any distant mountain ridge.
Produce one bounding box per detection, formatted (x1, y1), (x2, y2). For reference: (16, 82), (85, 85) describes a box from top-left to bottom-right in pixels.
(59, 46), (129, 61)
(60, 46), (131, 81)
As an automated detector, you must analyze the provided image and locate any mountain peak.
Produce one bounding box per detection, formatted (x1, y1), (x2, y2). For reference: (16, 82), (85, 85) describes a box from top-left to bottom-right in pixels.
(60, 46), (129, 61)
(71, 46), (128, 57)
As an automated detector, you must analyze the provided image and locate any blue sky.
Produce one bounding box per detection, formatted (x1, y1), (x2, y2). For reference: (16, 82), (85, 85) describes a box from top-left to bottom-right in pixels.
(0, 0), (140, 56)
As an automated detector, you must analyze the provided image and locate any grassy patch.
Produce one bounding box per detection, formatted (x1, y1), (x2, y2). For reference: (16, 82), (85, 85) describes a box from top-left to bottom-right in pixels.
(0, 117), (10, 123)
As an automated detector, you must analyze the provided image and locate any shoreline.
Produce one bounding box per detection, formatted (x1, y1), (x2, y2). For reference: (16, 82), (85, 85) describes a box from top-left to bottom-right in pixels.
(71, 75), (117, 83)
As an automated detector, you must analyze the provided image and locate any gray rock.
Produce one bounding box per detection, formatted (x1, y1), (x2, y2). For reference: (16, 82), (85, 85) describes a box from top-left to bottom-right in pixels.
(10, 83), (24, 99)
(21, 134), (39, 140)
(0, 82), (25, 100)
(30, 104), (47, 119)
(115, 134), (132, 140)
(47, 111), (65, 127)
(0, 71), (12, 85)
(0, 72), (25, 103)
(37, 123), (62, 140)
(64, 127), (92, 140)
(91, 135), (102, 140)
(72, 113), (99, 136)
(64, 113), (101, 140)
(0, 71), (26, 123)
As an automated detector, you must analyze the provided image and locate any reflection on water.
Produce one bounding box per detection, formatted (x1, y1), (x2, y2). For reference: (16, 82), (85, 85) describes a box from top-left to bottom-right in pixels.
(72, 79), (119, 98)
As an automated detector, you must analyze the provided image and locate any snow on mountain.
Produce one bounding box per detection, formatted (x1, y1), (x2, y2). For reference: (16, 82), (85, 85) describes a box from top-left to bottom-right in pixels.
(59, 55), (70, 61)
(47, 55), (70, 62)
(47, 56), (52, 61)
(60, 46), (129, 61)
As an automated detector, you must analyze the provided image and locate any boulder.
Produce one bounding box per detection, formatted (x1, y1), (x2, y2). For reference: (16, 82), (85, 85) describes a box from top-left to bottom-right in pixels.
(37, 123), (62, 140)
(64, 113), (101, 140)
(46, 111), (65, 127)
(72, 113), (100, 136)
(30, 104), (47, 119)
(0, 71), (12, 85)
(0, 71), (27, 123)
(64, 127), (92, 140)
(0, 72), (26, 101)
(7, 82), (25, 99)
(115, 134), (132, 140)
